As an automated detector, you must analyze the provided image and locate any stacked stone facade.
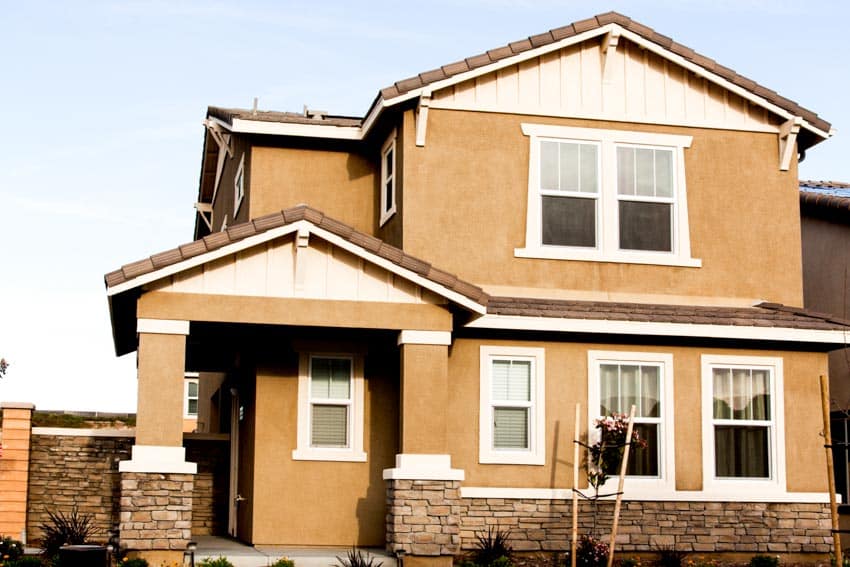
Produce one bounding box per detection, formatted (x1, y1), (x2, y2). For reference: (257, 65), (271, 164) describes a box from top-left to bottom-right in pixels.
(119, 472), (193, 551)
(386, 479), (462, 556)
(456, 498), (832, 554)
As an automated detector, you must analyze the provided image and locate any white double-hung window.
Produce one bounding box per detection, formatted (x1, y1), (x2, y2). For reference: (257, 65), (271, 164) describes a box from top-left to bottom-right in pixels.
(293, 353), (366, 462)
(701, 355), (785, 494)
(517, 124), (699, 267)
(479, 346), (545, 465)
(588, 351), (674, 493)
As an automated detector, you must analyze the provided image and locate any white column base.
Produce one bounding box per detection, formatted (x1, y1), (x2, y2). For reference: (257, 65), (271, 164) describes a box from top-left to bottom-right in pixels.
(382, 453), (464, 481)
(118, 445), (197, 474)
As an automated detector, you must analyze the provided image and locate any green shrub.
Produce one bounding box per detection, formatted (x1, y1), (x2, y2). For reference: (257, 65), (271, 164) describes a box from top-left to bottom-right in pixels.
(7, 557), (44, 567)
(748, 556), (779, 567)
(270, 559), (295, 567)
(121, 558), (149, 567)
(653, 545), (687, 567)
(0, 536), (25, 561)
(335, 548), (383, 567)
(469, 527), (513, 567)
(618, 558), (642, 567)
(565, 535), (609, 567)
(38, 507), (98, 557)
(197, 558), (235, 567)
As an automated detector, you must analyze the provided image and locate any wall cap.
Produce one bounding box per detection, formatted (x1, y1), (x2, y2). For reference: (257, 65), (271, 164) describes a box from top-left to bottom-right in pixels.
(0, 402), (35, 410)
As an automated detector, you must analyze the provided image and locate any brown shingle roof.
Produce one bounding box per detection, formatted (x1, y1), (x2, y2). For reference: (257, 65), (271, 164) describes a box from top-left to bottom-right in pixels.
(486, 296), (850, 331)
(105, 205), (490, 305)
(208, 106), (363, 128)
(377, 11), (830, 135)
(800, 189), (850, 213)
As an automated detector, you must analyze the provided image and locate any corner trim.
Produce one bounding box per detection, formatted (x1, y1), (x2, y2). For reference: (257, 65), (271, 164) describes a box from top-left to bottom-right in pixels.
(382, 453), (465, 481)
(137, 318), (190, 336)
(118, 445), (197, 474)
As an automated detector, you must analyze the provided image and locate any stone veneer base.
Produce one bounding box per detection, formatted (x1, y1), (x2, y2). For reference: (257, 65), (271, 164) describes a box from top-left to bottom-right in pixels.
(120, 472), (194, 551)
(386, 479), (462, 556)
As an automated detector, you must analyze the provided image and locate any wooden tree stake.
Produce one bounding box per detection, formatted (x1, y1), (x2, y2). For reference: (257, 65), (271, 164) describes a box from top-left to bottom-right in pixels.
(571, 403), (580, 567)
(606, 405), (636, 567)
(821, 375), (843, 567)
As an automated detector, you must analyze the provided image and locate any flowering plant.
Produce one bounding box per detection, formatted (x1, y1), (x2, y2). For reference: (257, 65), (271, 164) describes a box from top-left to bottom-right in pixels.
(587, 414), (646, 488)
(568, 535), (609, 567)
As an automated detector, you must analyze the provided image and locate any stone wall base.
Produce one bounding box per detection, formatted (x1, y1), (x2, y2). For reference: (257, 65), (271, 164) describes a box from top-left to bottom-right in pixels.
(386, 479), (461, 556)
(120, 472), (193, 551)
(458, 498), (832, 554)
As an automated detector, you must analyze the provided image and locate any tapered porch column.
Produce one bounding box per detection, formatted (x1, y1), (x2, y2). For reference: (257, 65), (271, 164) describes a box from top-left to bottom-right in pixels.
(119, 319), (196, 563)
(385, 331), (463, 567)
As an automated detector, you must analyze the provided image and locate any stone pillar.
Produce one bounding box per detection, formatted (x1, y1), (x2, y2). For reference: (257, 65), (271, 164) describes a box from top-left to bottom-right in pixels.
(385, 332), (463, 567)
(0, 402), (34, 542)
(119, 320), (196, 562)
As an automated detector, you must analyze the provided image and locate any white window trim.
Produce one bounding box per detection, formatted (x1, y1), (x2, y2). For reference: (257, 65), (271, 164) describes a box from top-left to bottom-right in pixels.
(588, 351), (675, 496)
(516, 124), (700, 268)
(700, 354), (786, 497)
(379, 129), (397, 226)
(292, 352), (367, 462)
(184, 374), (199, 418)
(479, 346), (545, 465)
(233, 153), (245, 218)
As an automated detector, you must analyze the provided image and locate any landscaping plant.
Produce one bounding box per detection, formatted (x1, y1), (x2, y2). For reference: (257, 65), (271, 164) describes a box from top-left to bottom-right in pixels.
(0, 537), (24, 562)
(270, 558), (295, 567)
(469, 527), (514, 567)
(335, 547), (383, 567)
(652, 544), (687, 567)
(5, 558), (44, 567)
(121, 558), (150, 567)
(38, 507), (98, 558)
(566, 535), (609, 567)
(748, 556), (779, 567)
(197, 557), (235, 567)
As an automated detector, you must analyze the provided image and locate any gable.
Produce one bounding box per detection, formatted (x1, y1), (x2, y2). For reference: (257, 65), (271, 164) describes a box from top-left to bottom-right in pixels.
(430, 36), (777, 134)
(145, 232), (448, 306)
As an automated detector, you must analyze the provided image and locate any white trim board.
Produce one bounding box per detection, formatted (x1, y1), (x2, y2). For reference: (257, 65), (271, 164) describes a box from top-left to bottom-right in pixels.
(465, 314), (850, 344)
(459, 486), (832, 503)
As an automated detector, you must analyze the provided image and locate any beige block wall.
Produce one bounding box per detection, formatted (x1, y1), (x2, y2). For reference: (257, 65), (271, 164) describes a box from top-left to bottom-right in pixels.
(401, 109), (804, 306)
(444, 338), (827, 493)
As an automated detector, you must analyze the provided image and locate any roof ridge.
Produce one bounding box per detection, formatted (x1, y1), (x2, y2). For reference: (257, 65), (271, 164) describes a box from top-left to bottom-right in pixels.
(105, 206), (490, 306)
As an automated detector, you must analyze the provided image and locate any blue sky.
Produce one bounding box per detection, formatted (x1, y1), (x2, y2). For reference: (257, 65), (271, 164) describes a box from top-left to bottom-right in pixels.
(1, 0), (848, 411)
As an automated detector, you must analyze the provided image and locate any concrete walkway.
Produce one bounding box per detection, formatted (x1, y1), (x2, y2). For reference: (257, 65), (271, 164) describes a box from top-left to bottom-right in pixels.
(193, 536), (397, 567)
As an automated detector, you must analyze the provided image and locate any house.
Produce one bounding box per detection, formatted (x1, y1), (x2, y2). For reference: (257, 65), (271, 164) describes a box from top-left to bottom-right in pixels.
(799, 181), (850, 503)
(105, 12), (848, 565)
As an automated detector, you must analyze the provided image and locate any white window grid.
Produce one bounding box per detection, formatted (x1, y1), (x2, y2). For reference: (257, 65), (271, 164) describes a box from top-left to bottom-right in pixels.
(380, 130), (397, 226)
(308, 355), (354, 449)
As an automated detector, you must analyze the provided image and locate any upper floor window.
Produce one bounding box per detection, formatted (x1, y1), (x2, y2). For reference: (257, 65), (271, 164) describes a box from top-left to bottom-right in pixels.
(380, 130), (397, 226)
(184, 375), (199, 418)
(517, 124), (700, 267)
(701, 355), (785, 494)
(234, 153), (245, 217)
(479, 346), (545, 465)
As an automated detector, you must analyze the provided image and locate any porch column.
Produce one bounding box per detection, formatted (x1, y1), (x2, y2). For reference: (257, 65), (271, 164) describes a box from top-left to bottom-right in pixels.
(384, 331), (463, 567)
(0, 402), (34, 542)
(119, 319), (196, 563)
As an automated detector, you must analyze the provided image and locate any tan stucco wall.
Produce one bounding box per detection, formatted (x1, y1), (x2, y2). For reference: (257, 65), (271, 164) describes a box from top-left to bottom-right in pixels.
(445, 338), (827, 493)
(249, 144), (376, 234)
(248, 350), (398, 546)
(400, 343), (448, 453)
(401, 109), (803, 306)
(136, 332), (185, 447)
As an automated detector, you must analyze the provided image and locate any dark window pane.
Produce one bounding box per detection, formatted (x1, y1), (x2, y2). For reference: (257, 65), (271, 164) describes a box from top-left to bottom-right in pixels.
(542, 196), (595, 247)
(188, 399), (198, 416)
(715, 425), (769, 478)
(619, 201), (672, 251)
(627, 423), (658, 477)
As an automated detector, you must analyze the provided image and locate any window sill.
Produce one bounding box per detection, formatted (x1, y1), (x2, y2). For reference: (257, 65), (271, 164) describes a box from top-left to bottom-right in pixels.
(515, 247), (702, 268)
(379, 207), (396, 227)
(479, 451), (545, 466)
(292, 448), (367, 462)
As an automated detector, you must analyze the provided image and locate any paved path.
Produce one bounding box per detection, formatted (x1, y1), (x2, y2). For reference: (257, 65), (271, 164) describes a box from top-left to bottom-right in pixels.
(193, 536), (397, 567)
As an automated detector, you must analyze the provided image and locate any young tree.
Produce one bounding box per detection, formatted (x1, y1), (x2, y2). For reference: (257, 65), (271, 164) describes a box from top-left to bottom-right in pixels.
(0, 358), (8, 378)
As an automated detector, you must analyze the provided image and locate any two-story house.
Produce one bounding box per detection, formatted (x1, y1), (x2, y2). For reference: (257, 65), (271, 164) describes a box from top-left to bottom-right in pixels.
(105, 12), (849, 565)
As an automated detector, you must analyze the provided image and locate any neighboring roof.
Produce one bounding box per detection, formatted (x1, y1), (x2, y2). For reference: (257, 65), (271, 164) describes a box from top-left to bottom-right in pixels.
(208, 106), (363, 128)
(206, 11), (830, 144)
(800, 180), (850, 217)
(105, 205), (489, 305)
(485, 296), (850, 331)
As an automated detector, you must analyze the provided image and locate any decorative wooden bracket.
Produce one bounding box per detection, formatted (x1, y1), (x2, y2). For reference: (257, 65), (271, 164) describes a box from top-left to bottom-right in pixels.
(415, 93), (431, 147)
(204, 119), (235, 202)
(779, 116), (802, 171)
(194, 202), (213, 231)
(294, 225), (311, 293)
(602, 28), (621, 83)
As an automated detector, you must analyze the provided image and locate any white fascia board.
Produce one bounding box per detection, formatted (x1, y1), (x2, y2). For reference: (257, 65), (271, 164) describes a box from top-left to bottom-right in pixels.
(230, 117), (362, 140)
(381, 26), (615, 110)
(106, 224), (301, 296)
(466, 314), (850, 344)
(616, 29), (830, 141)
(308, 224), (487, 314)
(205, 116), (233, 132)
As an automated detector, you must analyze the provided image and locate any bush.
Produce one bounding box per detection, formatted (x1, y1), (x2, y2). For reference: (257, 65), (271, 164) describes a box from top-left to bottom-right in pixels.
(469, 527), (513, 567)
(653, 545), (687, 567)
(121, 559), (150, 567)
(566, 535), (609, 567)
(6, 558), (44, 567)
(748, 556), (779, 567)
(0, 537), (24, 561)
(335, 548), (383, 567)
(38, 507), (98, 557)
(197, 558), (235, 567)
(618, 558), (642, 567)
(271, 559), (295, 567)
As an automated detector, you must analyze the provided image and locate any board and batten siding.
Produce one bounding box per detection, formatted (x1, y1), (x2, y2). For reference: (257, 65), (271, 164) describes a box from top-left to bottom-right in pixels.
(146, 234), (446, 305)
(431, 38), (775, 133)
